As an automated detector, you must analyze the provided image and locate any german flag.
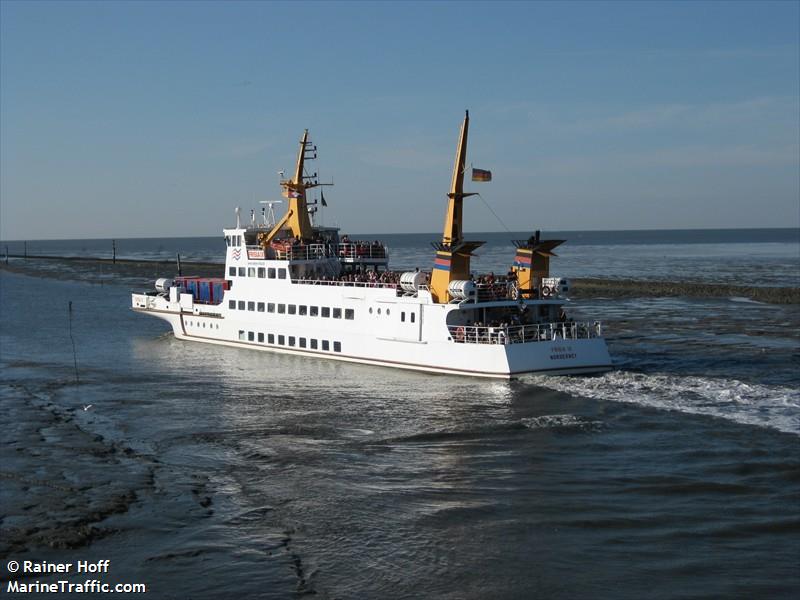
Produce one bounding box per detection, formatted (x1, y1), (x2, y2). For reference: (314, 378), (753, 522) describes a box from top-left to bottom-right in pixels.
(471, 168), (492, 182)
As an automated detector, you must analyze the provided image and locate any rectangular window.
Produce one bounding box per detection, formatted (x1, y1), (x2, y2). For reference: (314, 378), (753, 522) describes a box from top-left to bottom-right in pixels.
(248, 331), (254, 341)
(229, 267), (236, 277)
(257, 302), (265, 312)
(299, 305), (307, 316)
(258, 333), (264, 343)
(258, 267), (266, 278)
(321, 307), (331, 318)
(278, 268), (287, 279)
(345, 308), (354, 320)
(278, 335), (285, 345)
(238, 267), (246, 277)
(248, 301), (255, 311)
(268, 333), (275, 344)
(333, 341), (341, 352)
(322, 340), (330, 351)
(229, 300), (236, 309)
(288, 304), (296, 315)
(310, 339), (318, 349)
(267, 303), (275, 313)
(401, 312), (405, 322)
(248, 267), (256, 277)
(278, 304), (286, 314)
(411, 313), (416, 323)
(239, 330), (246, 341)
(268, 268), (276, 279)
(310, 306), (319, 317)
(333, 308), (342, 319)
(225, 236), (230, 247)
(238, 301), (245, 310)
(299, 337), (307, 348)
(288, 336), (295, 347)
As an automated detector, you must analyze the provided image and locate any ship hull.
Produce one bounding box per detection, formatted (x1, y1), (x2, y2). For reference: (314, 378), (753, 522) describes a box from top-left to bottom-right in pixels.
(132, 297), (612, 379)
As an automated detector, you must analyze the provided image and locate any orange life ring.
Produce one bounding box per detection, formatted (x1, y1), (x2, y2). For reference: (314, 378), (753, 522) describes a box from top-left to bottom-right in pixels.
(541, 285), (551, 297)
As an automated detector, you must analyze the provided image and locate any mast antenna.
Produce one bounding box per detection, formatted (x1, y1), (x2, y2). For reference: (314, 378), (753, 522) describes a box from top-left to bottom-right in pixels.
(259, 200), (283, 228)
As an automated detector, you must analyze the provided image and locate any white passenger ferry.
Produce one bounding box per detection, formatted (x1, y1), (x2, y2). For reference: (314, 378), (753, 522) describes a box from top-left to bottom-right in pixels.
(132, 113), (612, 378)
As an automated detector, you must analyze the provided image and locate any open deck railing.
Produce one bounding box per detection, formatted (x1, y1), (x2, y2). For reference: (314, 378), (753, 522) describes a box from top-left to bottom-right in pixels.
(291, 278), (399, 290)
(448, 321), (603, 345)
(250, 242), (388, 262)
(474, 282), (515, 302)
(267, 243), (335, 261)
(337, 243), (388, 260)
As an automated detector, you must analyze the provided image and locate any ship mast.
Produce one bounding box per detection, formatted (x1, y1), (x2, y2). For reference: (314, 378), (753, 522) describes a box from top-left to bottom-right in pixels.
(430, 111), (485, 303)
(259, 130), (319, 245)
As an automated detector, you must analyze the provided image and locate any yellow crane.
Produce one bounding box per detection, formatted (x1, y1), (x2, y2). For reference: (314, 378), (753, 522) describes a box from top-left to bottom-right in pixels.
(258, 130), (319, 247)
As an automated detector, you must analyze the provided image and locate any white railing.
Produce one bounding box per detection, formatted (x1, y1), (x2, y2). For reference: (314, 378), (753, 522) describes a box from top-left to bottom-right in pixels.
(336, 242), (388, 260)
(448, 321), (603, 345)
(474, 282), (515, 302)
(267, 243), (335, 261)
(291, 278), (399, 290)
(248, 242), (389, 262)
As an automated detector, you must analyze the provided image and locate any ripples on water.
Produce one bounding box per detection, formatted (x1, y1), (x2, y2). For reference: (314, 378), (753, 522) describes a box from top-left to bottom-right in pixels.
(1, 241), (799, 599)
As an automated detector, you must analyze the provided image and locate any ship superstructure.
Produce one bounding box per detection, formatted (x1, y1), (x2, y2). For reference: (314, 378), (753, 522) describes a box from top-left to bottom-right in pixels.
(132, 113), (612, 378)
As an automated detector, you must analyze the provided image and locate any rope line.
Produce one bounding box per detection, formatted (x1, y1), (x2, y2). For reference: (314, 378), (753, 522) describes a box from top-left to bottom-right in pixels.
(476, 193), (512, 234)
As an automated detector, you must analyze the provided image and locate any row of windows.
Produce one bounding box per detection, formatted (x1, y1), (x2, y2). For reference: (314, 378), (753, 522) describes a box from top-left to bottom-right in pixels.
(367, 306), (416, 323)
(229, 300), (354, 320)
(186, 320), (220, 329)
(238, 330), (341, 353)
(229, 266), (287, 279)
(225, 235), (242, 247)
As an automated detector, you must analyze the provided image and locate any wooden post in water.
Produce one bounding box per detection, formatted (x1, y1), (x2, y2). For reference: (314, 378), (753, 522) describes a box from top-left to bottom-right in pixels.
(177, 253), (182, 276)
(112, 239), (116, 264)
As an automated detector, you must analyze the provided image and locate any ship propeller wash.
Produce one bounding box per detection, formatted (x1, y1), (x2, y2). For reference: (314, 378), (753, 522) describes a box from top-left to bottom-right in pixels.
(132, 112), (612, 377)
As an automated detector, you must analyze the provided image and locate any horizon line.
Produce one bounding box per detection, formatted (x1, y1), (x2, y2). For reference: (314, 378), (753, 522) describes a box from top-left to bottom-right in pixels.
(1, 225), (798, 244)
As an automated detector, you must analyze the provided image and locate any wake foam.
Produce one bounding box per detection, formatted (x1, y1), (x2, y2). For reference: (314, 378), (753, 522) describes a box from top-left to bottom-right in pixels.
(520, 414), (603, 432)
(523, 371), (800, 435)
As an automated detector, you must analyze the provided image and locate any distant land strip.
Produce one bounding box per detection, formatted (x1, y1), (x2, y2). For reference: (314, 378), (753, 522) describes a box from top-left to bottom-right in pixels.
(2, 254), (798, 304)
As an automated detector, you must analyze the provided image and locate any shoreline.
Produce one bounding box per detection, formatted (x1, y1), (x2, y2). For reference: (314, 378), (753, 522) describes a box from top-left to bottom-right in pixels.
(1, 255), (798, 304)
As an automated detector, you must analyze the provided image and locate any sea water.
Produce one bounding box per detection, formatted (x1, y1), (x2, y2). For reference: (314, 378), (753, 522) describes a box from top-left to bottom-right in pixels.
(1, 229), (798, 598)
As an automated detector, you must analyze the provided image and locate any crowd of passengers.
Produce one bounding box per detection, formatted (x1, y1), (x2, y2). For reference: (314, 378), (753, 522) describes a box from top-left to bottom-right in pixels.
(275, 234), (386, 254)
(455, 307), (572, 343)
(295, 268), (523, 294)
(296, 269), (406, 286)
(338, 235), (387, 257)
(473, 271), (518, 286)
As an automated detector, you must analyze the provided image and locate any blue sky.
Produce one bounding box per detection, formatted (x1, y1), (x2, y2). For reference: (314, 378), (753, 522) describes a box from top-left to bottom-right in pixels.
(1, 0), (798, 240)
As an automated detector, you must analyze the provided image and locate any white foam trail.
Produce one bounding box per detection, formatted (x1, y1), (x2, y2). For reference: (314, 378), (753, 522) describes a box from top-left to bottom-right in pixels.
(520, 414), (602, 431)
(524, 372), (800, 435)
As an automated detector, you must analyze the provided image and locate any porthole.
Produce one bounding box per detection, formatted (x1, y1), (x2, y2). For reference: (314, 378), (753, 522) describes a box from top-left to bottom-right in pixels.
(377, 308), (381, 315)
